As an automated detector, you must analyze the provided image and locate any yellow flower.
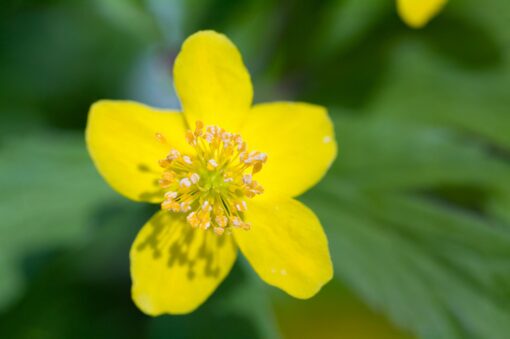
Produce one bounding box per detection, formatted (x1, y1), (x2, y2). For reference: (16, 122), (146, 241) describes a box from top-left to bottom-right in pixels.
(85, 30), (336, 315)
(397, 0), (448, 28)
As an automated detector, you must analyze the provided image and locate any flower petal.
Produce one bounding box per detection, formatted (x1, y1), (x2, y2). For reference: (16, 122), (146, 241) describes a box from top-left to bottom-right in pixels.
(130, 211), (237, 315)
(234, 198), (333, 299)
(397, 0), (447, 28)
(173, 30), (253, 131)
(86, 100), (190, 203)
(241, 102), (337, 198)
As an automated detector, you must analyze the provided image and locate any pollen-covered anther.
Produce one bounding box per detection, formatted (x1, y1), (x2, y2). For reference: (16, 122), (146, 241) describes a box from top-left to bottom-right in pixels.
(207, 159), (218, 170)
(157, 121), (267, 235)
(182, 155), (192, 165)
(155, 132), (167, 144)
(235, 201), (247, 212)
(213, 227), (225, 235)
(190, 173), (200, 184)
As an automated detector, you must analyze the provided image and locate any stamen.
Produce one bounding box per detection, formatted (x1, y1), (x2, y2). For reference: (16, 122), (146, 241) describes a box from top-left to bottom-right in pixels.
(180, 178), (191, 188)
(165, 191), (177, 199)
(155, 132), (167, 144)
(157, 121), (267, 235)
(190, 173), (200, 184)
(182, 155), (192, 165)
(207, 159), (218, 170)
(243, 174), (252, 185)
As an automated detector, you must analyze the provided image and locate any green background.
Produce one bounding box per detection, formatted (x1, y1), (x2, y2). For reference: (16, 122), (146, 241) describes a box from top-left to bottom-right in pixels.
(1, 0), (509, 338)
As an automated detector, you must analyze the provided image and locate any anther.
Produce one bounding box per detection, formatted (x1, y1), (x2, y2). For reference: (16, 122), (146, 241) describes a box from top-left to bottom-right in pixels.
(182, 155), (192, 165)
(207, 159), (218, 170)
(155, 132), (167, 144)
(180, 178), (192, 188)
(190, 173), (200, 184)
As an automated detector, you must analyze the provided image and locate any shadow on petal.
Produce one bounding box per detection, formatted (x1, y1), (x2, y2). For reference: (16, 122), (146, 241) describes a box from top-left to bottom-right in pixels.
(130, 210), (237, 314)
(136, 162), (166, 202)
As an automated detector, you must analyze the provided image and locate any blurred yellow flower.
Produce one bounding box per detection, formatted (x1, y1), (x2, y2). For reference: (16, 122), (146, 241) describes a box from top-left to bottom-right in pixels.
(85, 30), (337, 315)
(397, 0), (448, 28)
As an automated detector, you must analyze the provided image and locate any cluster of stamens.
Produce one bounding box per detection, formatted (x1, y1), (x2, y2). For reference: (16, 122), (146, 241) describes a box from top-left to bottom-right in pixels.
(157, 121), (267, 235)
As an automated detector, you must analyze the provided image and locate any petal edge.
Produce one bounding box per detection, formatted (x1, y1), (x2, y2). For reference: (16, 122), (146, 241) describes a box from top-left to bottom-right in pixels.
(241, 102), (337, 199)
(235, 198), (333, 299)
(85, 100), (189, 203)
(397, 0), (447, 28)
(173, 30), (253, 131)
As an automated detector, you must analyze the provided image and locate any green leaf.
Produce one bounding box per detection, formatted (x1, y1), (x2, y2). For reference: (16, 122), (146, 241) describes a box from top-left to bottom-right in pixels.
(367, 0), (510, 149)
(305, 184), (510, 338)
(300, 112), (510, 338)
(0, 201), (151, 339)
(370, 41), (510, 148)
(332, 115), (510, 194)
(295, 2), (510, 335)
(313, 0), (392, 61)
(0, 132), (117, 310)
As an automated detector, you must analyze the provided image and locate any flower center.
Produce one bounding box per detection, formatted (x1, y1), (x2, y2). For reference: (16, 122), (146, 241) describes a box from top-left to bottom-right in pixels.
(157, 121), (267, 235)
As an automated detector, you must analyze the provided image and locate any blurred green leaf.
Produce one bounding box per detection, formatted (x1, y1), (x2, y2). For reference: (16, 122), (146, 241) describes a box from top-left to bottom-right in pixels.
(273, 279), (412, 339)
(300, 113), (510, 339)
(92, 0), (160, 40)
(0, 200), (148, 339)
(331, 115), (510, 194)
(0, 132), (116, 310)
(0, 1), (146, 130)
(313, 0), (392, 61)
(315, 190), (510, 339)
(149, 260), (280, 339)
(292, 2), (510, 335)
(0, 254), (145, 339)
(215, 259), (281, 339)
(370, 41), (510, 148)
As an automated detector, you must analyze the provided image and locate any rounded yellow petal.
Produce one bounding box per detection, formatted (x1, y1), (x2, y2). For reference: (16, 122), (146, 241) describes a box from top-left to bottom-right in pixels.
(234, 198), (333, 299)
(241, 102), (337, 198)
(86, 100), (190, 203)
(397, 0), (447, 28)
(130, 211), (237, 315)
(173, 30), (253, 131)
